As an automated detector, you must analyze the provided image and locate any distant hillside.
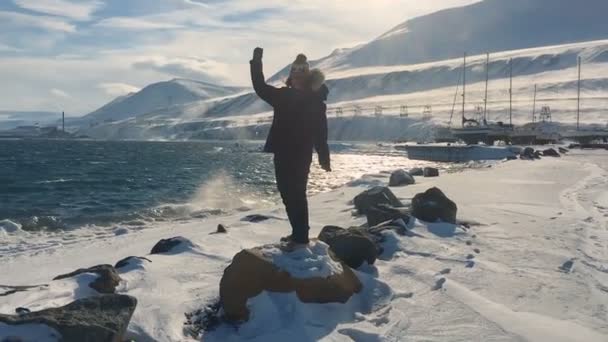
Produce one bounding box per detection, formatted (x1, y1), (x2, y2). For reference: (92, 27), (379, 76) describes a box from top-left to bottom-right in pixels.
(0, 111), (59, 130)
(270, 0), (608, 81)
(80, 79), (246, 124)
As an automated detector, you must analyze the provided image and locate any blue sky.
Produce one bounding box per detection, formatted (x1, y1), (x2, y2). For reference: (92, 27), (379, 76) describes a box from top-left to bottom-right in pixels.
(0, 0), (478, 115)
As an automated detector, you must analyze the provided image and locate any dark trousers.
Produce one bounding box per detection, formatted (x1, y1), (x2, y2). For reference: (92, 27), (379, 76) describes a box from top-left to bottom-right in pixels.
(274, 154), (311, 244)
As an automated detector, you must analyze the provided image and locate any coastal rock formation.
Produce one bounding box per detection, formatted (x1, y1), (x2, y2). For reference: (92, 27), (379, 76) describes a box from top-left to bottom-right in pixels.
(318, 226), (379, 268)
(53, 265), (121, 294)
(423, 167), (440, 177)
(542, 148), (561, 157)
(389, 169), (415, 187)
(412, 187), (458, 224)
(219, 242), (362, 322)
(150, 236), (194, 254)
(409, 167), (424, 176)
(354, 186), (403, 215)
(114, 256), (151, 271)
(365, 204), (410, 227)
(0, 295), (137, 342)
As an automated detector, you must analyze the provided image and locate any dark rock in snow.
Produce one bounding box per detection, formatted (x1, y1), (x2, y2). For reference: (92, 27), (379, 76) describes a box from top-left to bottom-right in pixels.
(542, 148), (560, 157)
(353, 186), (403, 215)
(409, 167), (424, 176)
(411, 187), (457, 224)
(114, 256), (151, 270)
(423, 167), (439, 177)
(241, 214), (271, 223)
(150, 236), (194, 254)
(0, 295), (137, 342)
(216, 224), (227, 233)
(15, 307), (30, 315)
(533, 151), (542, 159)
(388, 169), (415, 187)
(365, 204), (410, 227)
(318, 226), (379, 268)
(558, 147), (569, 154)
(520, 147), (536, 159)
(53, 265), (121, 294)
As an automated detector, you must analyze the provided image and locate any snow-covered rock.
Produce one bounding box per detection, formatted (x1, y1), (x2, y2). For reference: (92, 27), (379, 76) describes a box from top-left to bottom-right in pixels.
(53, 265), (122, 294)
(219, 241), (362, 322)
(0, 295), (137, 342)
(0, 219), (22, 234)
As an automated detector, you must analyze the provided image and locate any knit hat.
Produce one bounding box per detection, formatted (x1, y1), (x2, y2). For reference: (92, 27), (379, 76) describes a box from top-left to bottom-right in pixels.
(290, 54), (310, 75)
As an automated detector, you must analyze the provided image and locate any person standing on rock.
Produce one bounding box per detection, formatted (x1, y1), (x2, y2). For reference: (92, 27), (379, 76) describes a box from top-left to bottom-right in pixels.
(250, 47), (331, 249)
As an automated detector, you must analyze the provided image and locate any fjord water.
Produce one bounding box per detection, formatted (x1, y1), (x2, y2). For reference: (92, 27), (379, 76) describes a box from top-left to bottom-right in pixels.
(0, 140), (431, 232)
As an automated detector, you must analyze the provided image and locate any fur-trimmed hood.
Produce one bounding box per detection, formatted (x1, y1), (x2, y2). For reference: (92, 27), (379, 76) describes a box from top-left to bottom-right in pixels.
(310, 68), (326, 92)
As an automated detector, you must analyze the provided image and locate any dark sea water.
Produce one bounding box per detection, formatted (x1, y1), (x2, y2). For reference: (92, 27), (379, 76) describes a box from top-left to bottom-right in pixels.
(0, 140), (434, 232)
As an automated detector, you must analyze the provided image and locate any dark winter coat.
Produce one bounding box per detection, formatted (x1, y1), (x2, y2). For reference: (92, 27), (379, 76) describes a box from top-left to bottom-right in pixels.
(250, 60), (330, 167)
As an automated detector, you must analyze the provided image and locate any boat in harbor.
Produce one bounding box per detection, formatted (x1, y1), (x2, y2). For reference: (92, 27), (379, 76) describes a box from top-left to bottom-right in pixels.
(397, 143), (519, 162)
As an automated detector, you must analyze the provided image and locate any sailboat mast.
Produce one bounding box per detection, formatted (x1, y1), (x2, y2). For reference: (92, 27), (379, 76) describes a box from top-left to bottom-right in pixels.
(462, 53), (466, 126)
(484, 53), (489, 123)
(577, 56), (581, 130)
(509, 58), (513, 128)
(532, 84), (537, 123)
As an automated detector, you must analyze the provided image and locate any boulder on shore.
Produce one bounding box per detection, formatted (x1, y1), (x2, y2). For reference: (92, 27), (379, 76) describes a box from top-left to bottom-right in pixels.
(318, 226), (379, 268)
(0, 295), (137, 342)
(409, 167), (424, 176)
(353, 186), (403, 215)
(388, 169), (415, 187)
(411, 187), (458, 224)
(542, 148), (561, 157)
(423, 167), (439, 177)
(150, 236), (194, 254)
(53, 265), (121, 294)
(520, 147), (535, 159)
(219, 243), (362, 322)
(365, 204), (410, 228)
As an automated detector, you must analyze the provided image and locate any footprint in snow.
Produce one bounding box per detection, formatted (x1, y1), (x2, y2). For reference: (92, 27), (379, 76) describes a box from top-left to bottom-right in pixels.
(473, 248), (481, 254)
(465, 261), (475, 268)
(466, 254), (475, 260)
(466, 241), (473, 246)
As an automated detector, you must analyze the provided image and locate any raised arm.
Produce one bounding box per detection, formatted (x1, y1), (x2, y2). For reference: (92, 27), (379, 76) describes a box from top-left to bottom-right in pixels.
(315, 84), (331, 172)
(250, 47), (282, 106)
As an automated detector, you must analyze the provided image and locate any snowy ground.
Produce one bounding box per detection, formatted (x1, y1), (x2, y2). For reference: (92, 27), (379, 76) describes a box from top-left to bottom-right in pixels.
(2, 150), (608, 341)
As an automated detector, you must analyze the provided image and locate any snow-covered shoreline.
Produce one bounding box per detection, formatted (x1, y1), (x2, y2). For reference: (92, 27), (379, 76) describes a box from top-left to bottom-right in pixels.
(2, 150), (608, 341)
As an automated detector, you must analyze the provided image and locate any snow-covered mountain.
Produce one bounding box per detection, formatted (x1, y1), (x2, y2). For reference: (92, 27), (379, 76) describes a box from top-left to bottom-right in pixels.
(0, 111), (59, 130)
(270, 0), (608, 81)
(77, 79), (246, 125)
(76, 0), (608, 141)
(78, 39), (608, 141)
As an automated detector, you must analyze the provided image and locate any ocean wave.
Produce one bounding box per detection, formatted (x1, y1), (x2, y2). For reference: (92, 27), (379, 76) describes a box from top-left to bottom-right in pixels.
(34, 178), (74, 184)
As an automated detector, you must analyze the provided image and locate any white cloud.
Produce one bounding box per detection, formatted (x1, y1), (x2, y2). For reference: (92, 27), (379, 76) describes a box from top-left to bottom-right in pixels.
(0, 11), (75, 32)
(94, 17), (185, 30)
(51, 88), (71, 98)
(132, 56), (233, 84)
(13, 0), (104, 21)
(98, 82), (141, 96)
(0, 0), (482, 114)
